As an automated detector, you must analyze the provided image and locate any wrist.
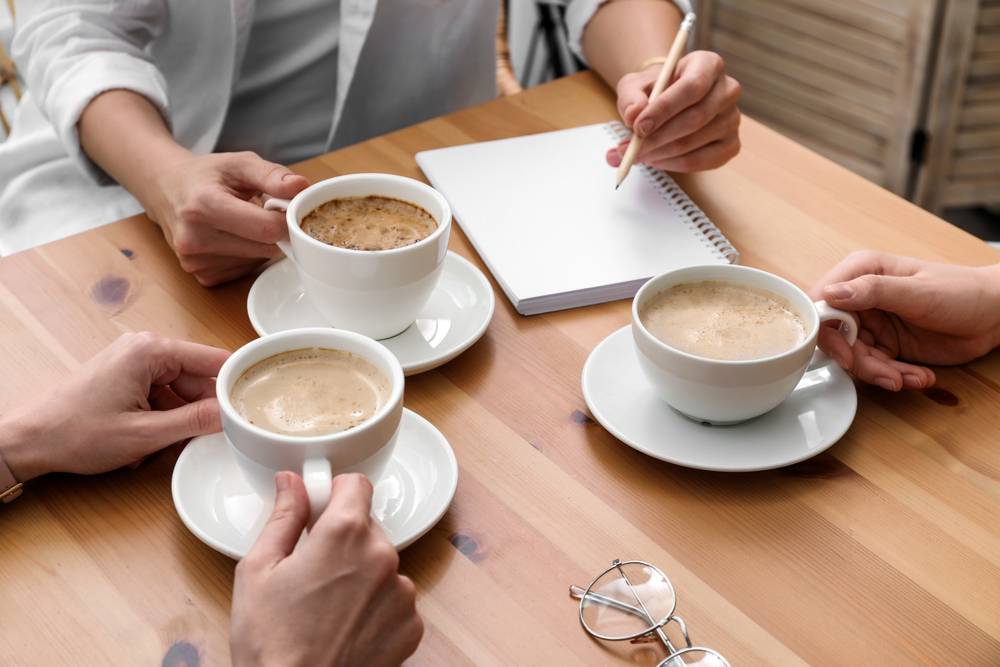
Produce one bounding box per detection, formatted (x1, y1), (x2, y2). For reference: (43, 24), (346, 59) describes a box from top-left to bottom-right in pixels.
(130, 141), (195, 213)
(0, 410), (51, 483)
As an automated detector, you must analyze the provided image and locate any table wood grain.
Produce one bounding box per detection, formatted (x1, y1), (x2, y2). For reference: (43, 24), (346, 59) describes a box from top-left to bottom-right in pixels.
(1, 72), (998, 666)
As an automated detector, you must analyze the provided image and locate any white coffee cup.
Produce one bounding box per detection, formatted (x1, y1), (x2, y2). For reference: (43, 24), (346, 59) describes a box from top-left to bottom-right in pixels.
(216, 327), (405, 523)
(631, 265), (858, 424)
(265, 174), (452, 340)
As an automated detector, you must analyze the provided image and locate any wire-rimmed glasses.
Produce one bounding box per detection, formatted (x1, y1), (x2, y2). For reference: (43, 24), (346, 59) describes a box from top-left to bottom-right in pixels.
(569, 559), (731, 666)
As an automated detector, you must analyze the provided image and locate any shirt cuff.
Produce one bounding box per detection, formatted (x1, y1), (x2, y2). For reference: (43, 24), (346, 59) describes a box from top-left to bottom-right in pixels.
(47, 51), (169, 185)
(565, 0), (693, 65)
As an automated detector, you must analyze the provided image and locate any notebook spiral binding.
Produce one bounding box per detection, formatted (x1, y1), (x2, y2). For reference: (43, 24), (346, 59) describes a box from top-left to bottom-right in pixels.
(604, 122), (739, 264)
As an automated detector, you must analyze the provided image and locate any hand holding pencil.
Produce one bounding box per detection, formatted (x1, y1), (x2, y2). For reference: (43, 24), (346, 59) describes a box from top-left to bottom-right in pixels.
(608, 13), (742, 185)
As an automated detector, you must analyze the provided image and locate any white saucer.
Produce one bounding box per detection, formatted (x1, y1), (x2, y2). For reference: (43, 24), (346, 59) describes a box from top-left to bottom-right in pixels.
(247, 252), (495, 375)
(171, 409), (458, 559)
(581, 326), (858, 472)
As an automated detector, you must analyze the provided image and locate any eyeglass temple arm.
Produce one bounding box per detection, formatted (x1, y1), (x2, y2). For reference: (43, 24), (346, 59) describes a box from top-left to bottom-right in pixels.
(569, 585), (648, 619)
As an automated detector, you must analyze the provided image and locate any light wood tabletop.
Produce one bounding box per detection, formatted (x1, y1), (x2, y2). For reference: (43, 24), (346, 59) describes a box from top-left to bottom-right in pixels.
(1, 72), (999, 666)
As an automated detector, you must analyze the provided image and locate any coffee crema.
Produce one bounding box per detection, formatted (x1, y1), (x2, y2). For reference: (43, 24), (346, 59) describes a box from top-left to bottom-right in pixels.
(230, 348), (390, 437)
(300, 195), (436, 251)
(640, 280), (807, 361)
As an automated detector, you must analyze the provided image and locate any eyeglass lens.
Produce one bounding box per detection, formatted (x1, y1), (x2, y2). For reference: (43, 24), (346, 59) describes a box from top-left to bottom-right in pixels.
(658, 648), (730, 667)
(581, 561), (676, 640)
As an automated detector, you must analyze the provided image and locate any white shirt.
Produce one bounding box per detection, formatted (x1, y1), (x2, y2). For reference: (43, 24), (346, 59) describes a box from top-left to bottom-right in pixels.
(0, 0), (623, 255)
(217, 0), (340, 165)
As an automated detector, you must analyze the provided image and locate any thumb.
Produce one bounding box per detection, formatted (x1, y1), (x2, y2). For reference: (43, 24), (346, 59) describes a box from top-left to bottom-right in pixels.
(617, 77), (650, 129)
(139, 398), (221, 448)
(225, 152), (310, 199)
(247, 472), (310, 565)
(823, 274), (918, 314)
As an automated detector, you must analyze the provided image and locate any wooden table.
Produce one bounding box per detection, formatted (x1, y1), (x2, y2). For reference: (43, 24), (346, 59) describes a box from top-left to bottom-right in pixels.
(2, 72), (999, 666)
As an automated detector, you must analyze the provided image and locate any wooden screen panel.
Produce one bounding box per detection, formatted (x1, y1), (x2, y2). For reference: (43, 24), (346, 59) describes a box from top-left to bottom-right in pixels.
(918, 0), (1000, 211)
(696, 0), (938, 195)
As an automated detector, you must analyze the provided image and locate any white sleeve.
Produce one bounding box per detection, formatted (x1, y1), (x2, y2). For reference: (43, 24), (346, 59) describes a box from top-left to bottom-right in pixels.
(563, 0), (693, 65)
(12, 0), (170, 184)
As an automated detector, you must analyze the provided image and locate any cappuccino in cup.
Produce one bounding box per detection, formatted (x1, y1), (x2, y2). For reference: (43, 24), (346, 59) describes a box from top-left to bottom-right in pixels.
(300, 196), (437, 252)
(230, 348), (391, 437)
(639, 281), (807, 361)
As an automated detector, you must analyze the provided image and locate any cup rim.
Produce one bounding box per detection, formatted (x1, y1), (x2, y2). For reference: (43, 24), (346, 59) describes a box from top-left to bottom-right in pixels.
(631, 264), (820, 367)
(285, 173), (452, 257)
(216, 327), (405, 445)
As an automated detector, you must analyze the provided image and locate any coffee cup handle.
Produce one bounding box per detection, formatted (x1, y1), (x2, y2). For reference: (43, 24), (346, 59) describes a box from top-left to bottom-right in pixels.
(302, 456), (332, 528)
(263, 197), (295, 260)
(807, 300), (859, 372)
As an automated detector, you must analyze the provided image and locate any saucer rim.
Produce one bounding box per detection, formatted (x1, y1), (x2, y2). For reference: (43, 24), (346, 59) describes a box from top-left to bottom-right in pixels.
(246, 251), (495, 375)
(581, 325), (858, 473)
(171, 408), (459, 559)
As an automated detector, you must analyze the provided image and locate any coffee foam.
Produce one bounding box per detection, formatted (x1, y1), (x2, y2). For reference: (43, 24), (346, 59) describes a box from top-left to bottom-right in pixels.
(640, 280), (807, 361)
(300, 195), (436, 251)
(230, 348), (390, 437)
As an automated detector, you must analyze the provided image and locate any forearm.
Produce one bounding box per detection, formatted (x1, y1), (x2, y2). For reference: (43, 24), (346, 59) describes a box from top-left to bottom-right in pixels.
(581, 0), (683, 87)
(78, 90), (192, 207)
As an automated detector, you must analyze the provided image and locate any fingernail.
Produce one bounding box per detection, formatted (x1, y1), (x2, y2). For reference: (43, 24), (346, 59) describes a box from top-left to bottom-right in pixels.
(826, 283), (854, 300)
(902, 373), (923, 388)
(874, 376), (898, 391)
(624, 103), (638, 118)
(281, 173), (296, 182)
(637, 119), (654, 137)
(275, 472), (289, 491)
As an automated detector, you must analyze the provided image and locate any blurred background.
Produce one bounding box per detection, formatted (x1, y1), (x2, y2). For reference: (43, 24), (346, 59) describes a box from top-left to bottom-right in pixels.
(3, 1), (997, 243)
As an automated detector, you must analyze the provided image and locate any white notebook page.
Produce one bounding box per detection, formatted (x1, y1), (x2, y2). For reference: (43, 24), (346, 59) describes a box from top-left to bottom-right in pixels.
(416, 123), (734, 314)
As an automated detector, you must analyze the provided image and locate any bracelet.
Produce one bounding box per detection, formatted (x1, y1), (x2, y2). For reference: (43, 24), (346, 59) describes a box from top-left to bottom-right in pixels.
(0, 449), (22, 503)
(639, 56), (668, 72)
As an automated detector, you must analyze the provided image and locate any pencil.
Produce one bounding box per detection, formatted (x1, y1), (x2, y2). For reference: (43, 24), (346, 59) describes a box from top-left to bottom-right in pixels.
(615, 12), (696, 190)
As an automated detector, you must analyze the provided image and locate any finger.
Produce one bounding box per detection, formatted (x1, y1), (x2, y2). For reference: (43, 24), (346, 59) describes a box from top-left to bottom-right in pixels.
(149, 384), (186, 411)
(640, 107), (739, 163)
(170, 373), (216, 402)
(202, 192), (290, 245)
(606, 137), (633, 167)
(809, 251), (920, 300)
(817, 325), (854, 369)
(313, 473), (374, 532)
(199, 226), (284, 259)
(616, 71), (653, 129)
(245, 472), (310, 566)
(149, 339), (231, 386)
(648, 136), (740, 173)
(223, 152), (311, 200)
(634, 51), (724, 139)
(180, 253), (271, 274)
(193, 260), (267, 287)
(891, 359), (936, 389)
(854, 353), (905, 391)
(822, 274), (924, 318)
(131, 397), (221, 445)
(640, 76), (740, 151)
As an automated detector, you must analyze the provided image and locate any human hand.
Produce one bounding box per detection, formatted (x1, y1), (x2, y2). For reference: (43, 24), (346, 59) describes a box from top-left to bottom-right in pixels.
(811, 251), (1000, 391)
(0, 332), (229, 482)
(608, 51), (741, 172)
(144, 151), (310, 286)
(231, 473), (423, 667)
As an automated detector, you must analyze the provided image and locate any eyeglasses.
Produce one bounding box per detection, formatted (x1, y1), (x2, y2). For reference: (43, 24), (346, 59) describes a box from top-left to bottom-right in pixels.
(569, 559), (731, 667)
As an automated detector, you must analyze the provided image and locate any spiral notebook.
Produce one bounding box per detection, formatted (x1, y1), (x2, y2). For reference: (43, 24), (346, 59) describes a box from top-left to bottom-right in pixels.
(415, 122), (738, 315)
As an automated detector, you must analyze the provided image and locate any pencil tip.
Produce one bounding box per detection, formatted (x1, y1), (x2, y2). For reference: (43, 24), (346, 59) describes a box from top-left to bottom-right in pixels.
(615, 184), (620, 191)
